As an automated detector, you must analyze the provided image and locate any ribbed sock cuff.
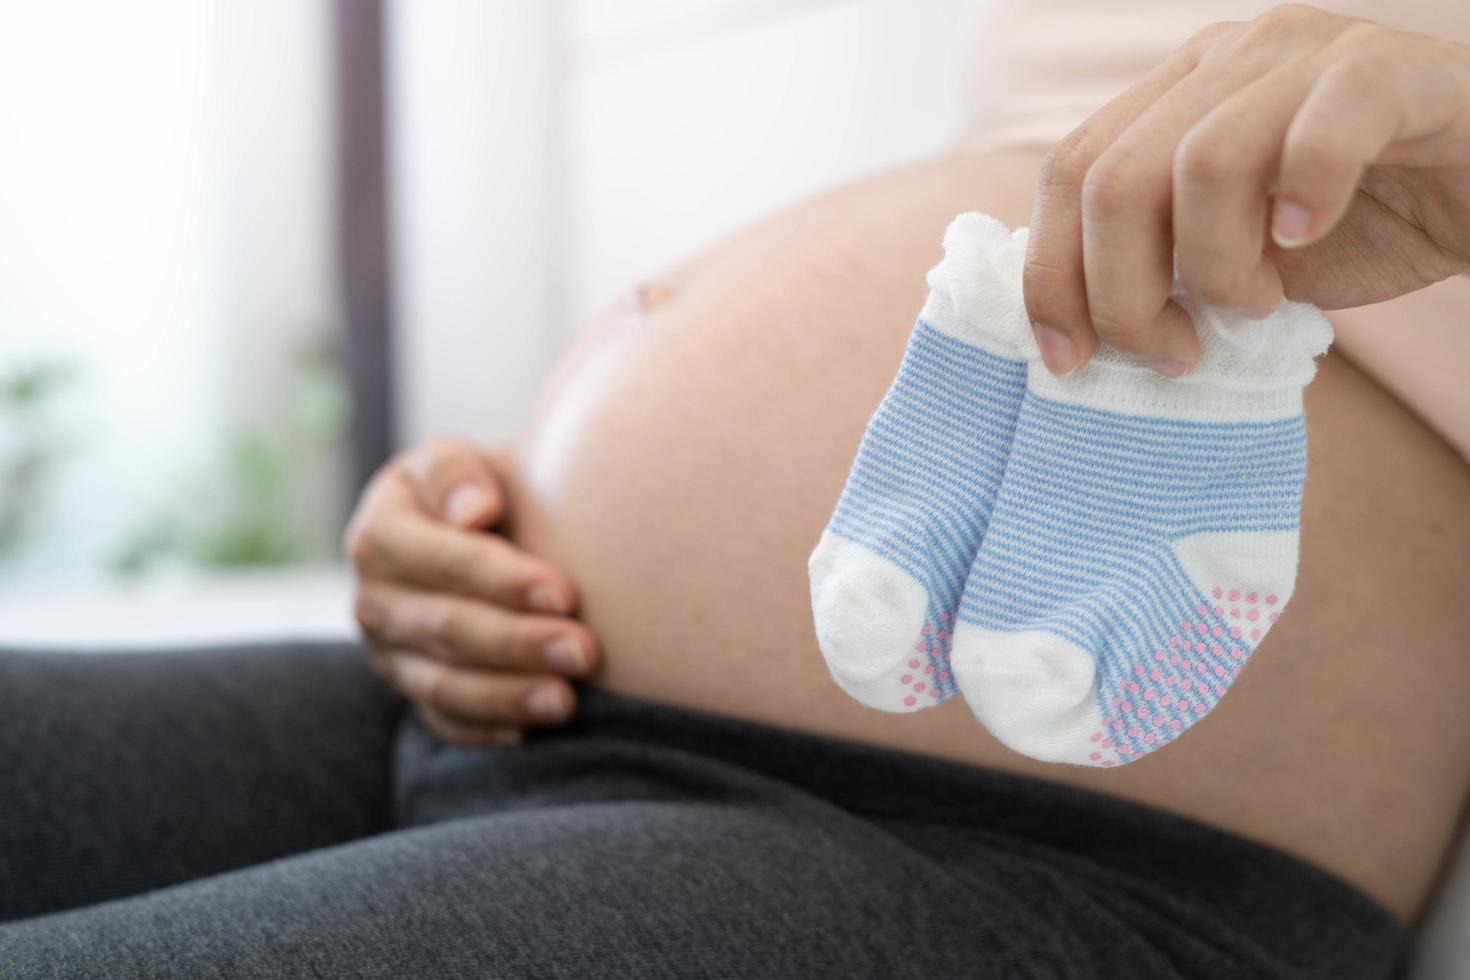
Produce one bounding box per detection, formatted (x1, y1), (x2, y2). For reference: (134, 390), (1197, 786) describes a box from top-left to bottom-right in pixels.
(918, 212), (1032, 359)
(922, 212), (1335, 421)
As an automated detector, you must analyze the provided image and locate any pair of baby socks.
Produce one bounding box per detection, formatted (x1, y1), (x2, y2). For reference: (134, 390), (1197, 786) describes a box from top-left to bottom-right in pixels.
(808, 213), (1332, 767)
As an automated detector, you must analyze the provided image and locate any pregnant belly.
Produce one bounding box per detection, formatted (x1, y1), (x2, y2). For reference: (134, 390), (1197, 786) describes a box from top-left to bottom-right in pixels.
(499, 151), (1470, 920)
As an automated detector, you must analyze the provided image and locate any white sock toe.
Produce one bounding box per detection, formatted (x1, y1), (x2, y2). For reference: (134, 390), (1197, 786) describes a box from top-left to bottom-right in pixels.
(809, 532), (937, 712)
(950, 625), (1107, 765)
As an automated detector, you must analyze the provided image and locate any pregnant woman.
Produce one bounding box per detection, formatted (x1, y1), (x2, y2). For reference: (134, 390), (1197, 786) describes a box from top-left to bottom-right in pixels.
(4, 4), (1469, 977)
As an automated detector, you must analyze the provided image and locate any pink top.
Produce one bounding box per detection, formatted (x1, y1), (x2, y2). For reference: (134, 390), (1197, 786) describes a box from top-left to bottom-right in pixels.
(968, 0), (1470, 152)
(963, 0), (1470, 460)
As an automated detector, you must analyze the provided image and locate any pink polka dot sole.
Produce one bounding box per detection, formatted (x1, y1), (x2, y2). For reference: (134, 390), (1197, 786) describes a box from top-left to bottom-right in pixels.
(905, 611), (957, 707)
(1088, 581), (1280, 767)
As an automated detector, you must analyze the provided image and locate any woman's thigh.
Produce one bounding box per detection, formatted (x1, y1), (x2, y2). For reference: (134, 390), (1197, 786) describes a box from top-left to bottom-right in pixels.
(2, 680), (1402, 980)
(0, 774), (1324, 980)
(0, 642), (403, 921)
(0, 803), (952, 979)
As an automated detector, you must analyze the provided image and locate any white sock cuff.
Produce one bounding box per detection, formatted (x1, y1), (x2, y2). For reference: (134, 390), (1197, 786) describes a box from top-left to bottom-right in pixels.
(918, 212), (1031, 359)
(1084, 295), (1333, 390)
(1031, 298), (1333, 421)
(919, 210), (1334, 420)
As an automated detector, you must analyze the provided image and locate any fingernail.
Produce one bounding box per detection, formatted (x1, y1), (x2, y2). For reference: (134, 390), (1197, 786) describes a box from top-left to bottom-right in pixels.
(445, 485), (493, 526)
(396, 657), (444, 698)
(527, 685), (570, 723)
(1141, 359), (1189, 379)
(544, 635), (587, 674)
(1271, 199), (1314, 249)
(1034, 324), (1078, 376)
(526, 584), (569, 614)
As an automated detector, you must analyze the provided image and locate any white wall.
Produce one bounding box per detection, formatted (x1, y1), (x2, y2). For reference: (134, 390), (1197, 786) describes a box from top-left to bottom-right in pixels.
(564, 0), (978, 328)
(385, 0), (563, 450)
(386, 0), (979, 448)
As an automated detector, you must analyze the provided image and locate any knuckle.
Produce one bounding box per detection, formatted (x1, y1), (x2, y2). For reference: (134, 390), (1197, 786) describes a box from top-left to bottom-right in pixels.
(352, 590), (382, 634)
(1021, 257), (1066, 300)
(1254, 3), (1317, 35)
(477, 682), (524, 723)
(1174, 131), (1244, 186)
(435, 538), (482, 589)
(1038, 133), (1091, 193)
(344, 521), (377, 567)
(1081, 158), (1138, 218)
(1022, 258), (1079, 326)
(1186, 20), (1242, 53)
(481, 538), (533, 596)
(475, 533), (513, 573)
(421, 708), (478, 746)
(420, 434), (476, 471)
(1334, 20), (1391, 52)
(1328, 18), (1393, 61)
(508, 617), (542, 667)
(415, 669), (449, 714)
(1238, 8), (1299, 51)
(1324, 47), (1389, 97)
(417, 706), (456, 741)
(428, 602), (463, 649)
(405, 435), (469, 487)
(1181, 264), (1250, 307)
(1090, 312), (1150, 352)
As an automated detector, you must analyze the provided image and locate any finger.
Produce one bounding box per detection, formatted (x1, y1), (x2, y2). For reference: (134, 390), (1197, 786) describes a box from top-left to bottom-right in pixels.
(1081, 25), (1306, 371)
(355, 583), (596, 675)
(402, 437), (505, 529)
(1025, 24), (1234, 375)
(381, 651), (577, 728)
(350, 509), (577, 614)
(1173, 60), (1333, 312)
(344, 462), (419, 558)
(1274, 38), (1468, 249)
(413, 703), (525, 748)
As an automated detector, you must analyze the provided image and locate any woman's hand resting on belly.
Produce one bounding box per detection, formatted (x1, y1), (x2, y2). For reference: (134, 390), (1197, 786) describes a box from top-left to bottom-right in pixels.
(345, 437), (598, 745)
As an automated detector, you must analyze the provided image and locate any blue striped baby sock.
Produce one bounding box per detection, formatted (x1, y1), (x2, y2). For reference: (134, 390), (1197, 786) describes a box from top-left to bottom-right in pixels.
(809, 214), (1029, 712)
(951, 294), (1332, 765)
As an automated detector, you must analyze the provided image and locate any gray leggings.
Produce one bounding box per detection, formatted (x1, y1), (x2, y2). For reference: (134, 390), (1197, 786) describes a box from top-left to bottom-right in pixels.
(0, 642), (1402, 979)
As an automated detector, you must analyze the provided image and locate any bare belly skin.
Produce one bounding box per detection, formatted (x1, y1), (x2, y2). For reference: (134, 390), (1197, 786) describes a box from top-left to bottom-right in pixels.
(504, 150), (1470, 923)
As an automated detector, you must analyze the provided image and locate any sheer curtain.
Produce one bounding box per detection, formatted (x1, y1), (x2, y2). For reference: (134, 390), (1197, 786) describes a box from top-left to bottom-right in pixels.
(0, 0), (976, 583)
(0, 0), (339, 584)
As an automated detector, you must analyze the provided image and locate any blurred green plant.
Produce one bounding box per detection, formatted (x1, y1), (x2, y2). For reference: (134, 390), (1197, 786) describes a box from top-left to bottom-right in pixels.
(113, 334), (350, 575)
(0, 360), (79, 559)
(112, 432), (299, 574)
